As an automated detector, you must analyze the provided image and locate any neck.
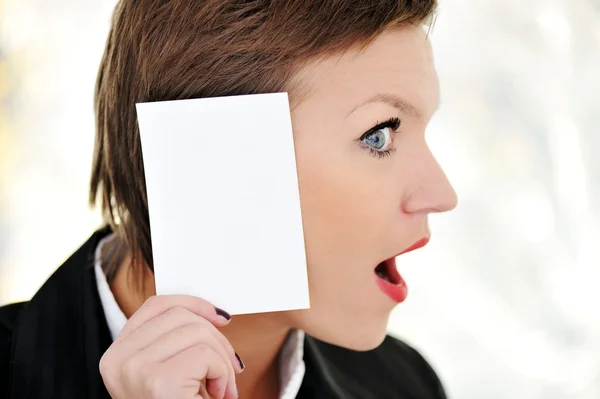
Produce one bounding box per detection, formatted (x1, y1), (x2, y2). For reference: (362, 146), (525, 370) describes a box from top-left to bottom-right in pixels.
(222, 314), (290, 397)
(109, 253), (289, 399)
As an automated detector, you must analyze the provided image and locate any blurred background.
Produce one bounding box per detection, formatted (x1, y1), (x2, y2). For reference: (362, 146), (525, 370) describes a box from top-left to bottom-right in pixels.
(1, 0), (599, 397)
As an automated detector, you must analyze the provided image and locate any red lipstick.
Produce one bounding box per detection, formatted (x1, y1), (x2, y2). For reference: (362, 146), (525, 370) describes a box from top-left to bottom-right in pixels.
(374, 237), (430, 303)
(374, 257), (407, 302)
(397, 236), (430, 256)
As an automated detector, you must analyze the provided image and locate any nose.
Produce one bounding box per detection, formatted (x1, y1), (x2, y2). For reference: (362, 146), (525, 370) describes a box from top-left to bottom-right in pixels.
(402, 144), (458, 215)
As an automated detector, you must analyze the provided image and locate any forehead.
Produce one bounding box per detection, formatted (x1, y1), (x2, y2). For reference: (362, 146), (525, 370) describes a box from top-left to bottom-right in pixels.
(292, 26), (440, 121)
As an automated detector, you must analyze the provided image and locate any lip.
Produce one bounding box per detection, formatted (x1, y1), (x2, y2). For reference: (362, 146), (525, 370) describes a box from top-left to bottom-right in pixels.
(374, 256), (408, 303)
(374, 236), (430, 303)
(396, 236), (430, 257)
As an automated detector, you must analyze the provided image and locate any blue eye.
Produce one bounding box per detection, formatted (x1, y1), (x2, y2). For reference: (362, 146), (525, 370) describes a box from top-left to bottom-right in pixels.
(359, 118), (401, 159)
(362, 127), (393, 151)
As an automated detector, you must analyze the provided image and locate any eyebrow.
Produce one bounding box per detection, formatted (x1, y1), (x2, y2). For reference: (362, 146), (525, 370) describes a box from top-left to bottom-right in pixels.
(348, 93), (424, 119)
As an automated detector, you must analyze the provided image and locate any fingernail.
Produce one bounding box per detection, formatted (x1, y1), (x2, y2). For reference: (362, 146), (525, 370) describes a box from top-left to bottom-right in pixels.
(215, 307), (231, 321)
(235, 352), (245, 370)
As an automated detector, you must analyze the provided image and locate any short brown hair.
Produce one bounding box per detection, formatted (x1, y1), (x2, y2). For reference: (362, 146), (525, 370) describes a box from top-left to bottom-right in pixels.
(90, 0), (437, 277)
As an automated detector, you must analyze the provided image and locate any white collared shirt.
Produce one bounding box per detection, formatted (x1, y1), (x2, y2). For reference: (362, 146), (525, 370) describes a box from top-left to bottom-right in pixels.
(94, 235), (306, 398)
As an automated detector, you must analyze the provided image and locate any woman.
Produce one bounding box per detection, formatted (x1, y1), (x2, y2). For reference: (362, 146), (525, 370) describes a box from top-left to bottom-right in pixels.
(0, 0), (457, 398)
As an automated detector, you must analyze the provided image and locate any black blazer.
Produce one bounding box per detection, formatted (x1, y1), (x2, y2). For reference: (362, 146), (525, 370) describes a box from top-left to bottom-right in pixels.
(0, 227), (447, 398)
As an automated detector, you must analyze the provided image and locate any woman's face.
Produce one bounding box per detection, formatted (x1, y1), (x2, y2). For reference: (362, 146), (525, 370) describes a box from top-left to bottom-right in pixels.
(283, 26), (457, 350)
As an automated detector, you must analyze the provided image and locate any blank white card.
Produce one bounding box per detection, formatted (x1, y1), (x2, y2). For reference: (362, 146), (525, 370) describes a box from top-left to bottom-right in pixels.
(136, 93), (309, 315)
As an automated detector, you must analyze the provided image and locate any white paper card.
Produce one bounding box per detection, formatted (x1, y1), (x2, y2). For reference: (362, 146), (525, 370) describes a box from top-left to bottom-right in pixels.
(136, 93), (309, 315)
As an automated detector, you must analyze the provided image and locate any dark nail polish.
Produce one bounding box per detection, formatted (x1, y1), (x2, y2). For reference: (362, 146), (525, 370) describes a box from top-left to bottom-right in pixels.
(235, 352), (245, 370)
(215, 307), (231, 321)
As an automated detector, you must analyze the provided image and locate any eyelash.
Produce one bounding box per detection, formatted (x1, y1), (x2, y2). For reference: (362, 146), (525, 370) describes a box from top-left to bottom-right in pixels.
(358, 117), (401, 159)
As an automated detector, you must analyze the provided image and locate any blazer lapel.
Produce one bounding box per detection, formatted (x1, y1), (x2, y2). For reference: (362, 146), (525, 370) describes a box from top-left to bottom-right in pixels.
(9, 227), (113, 399)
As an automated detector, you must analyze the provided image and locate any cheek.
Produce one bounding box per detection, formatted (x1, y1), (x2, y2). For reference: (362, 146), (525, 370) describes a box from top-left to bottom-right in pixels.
(294, 135), (398, 265)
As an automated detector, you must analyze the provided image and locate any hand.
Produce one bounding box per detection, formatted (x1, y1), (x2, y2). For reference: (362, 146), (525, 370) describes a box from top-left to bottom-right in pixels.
(99, 295), (244, 399)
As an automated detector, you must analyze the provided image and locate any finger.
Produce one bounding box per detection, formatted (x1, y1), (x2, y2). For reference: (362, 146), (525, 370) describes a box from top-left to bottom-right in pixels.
(194, 318), (245, 374)
(118, 295), (231, 340)
(152, 344), (232, 399)
(126, 322), (236, 377)
(154, 324), (239, 398)
(206, 374), (232, 399)
(151, 324), (238, 398)
(221, 347), (238, 399)
(223, 368), (240, 399)
(113, 306), (201, 356)
(125, 308), (244, 374)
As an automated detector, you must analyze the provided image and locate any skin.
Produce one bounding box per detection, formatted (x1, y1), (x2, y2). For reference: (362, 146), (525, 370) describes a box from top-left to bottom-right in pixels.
(100, 25), (457, 399)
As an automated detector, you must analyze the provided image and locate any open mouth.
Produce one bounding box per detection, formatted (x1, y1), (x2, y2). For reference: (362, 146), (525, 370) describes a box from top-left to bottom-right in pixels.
(374, 256), (407, 303)
(374, 258), (401, 284)
(373, 237), (429, 303)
